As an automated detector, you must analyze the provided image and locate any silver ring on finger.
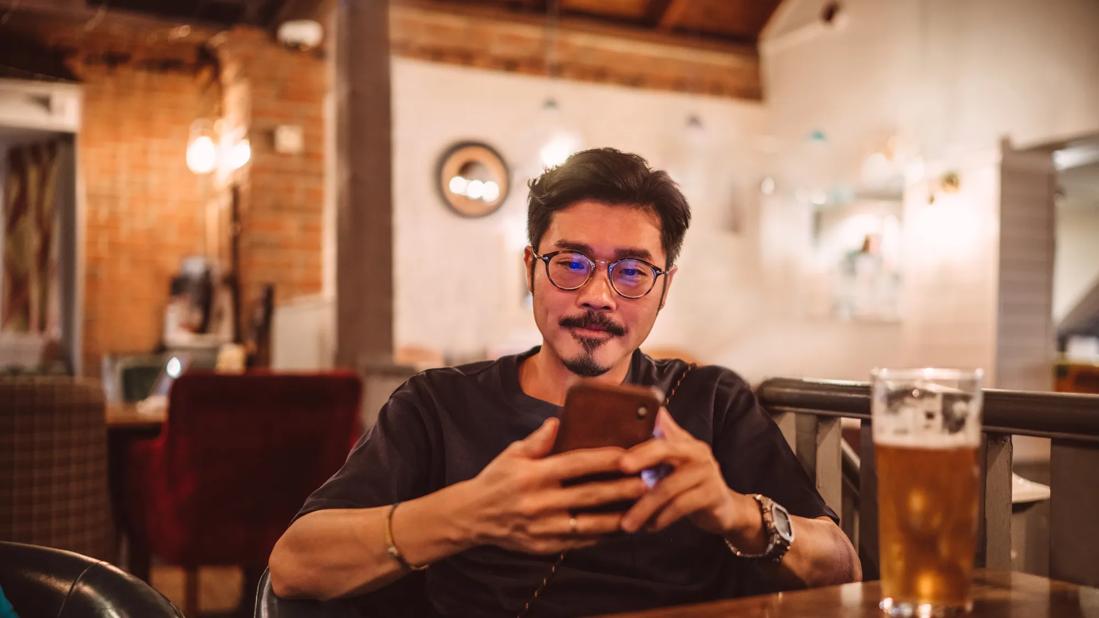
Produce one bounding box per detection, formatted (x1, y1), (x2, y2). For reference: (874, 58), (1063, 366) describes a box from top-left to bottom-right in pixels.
(568, 515), (579, 535)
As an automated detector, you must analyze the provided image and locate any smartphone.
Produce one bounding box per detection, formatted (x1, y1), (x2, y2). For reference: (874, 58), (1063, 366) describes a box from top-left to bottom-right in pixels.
(551, 381), (666, 514)
(552, 381), (664, 454)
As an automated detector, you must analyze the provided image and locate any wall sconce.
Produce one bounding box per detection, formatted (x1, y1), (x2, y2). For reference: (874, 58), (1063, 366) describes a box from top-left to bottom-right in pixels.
(186, 119), (251, 176)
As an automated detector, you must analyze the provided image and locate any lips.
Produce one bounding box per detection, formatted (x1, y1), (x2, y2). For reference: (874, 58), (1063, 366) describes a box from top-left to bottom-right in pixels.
(570, 326), (611, 338)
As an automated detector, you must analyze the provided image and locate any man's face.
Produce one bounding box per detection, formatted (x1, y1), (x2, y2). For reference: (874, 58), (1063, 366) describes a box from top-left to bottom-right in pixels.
(525, 200), (674, 377)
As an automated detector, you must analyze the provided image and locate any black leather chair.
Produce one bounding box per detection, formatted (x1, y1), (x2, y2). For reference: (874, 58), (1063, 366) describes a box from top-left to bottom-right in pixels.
(0, 541), (182, 617)
(254, 568), (434, 618)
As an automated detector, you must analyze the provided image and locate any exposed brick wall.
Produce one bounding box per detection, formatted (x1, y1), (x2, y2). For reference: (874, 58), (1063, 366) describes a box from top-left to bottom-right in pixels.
(34, 28), (221, 377)
(26, 19), (326, 376)
(215, 29), (327, 330)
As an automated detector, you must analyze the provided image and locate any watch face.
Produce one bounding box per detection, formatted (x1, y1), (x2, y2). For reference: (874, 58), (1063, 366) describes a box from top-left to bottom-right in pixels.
(772, 505), (794, 539)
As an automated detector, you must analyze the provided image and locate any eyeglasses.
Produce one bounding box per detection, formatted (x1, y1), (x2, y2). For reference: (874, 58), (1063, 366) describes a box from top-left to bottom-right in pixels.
(531, 248), (668, 299)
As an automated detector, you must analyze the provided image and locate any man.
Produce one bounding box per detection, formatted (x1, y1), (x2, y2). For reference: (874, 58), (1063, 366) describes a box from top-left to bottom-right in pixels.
(270, 148), (860, 616)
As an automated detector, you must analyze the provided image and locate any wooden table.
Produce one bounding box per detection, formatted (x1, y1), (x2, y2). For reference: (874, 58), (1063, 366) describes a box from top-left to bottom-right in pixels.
(106, 402), (165, 431)
(599, 570), (1099, 617)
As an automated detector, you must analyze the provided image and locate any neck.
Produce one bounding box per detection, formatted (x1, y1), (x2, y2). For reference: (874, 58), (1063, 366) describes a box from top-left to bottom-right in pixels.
(519, 344), (633, 406)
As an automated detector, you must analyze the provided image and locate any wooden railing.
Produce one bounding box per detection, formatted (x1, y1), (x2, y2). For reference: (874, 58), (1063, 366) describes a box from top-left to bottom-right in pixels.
(757, 378), (1099, 587)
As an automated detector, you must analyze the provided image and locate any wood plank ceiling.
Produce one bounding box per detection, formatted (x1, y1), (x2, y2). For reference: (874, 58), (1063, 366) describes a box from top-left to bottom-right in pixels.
(391, 0), (783, 100)
(2, 0), (783, 100)
(462, 0), (781, 46)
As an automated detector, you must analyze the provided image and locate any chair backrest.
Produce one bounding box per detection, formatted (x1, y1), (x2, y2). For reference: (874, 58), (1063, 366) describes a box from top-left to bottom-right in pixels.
(0, 376), (115, 562)
(0, 541), (182, 617)
(147, 371), (362, 566)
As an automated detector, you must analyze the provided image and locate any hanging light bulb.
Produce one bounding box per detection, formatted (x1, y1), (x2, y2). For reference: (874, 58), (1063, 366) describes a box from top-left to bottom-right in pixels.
(186, 120), (217, 174)
(540, 133), (581, 168)
(536, 97), (582, 169)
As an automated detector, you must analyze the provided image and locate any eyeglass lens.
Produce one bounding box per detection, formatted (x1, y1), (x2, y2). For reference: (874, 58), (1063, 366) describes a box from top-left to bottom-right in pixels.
(546, 251), (655, 298)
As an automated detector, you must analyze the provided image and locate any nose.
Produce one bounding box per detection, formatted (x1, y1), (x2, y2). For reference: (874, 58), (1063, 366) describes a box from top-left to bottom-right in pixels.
(575, 267), (617, 311)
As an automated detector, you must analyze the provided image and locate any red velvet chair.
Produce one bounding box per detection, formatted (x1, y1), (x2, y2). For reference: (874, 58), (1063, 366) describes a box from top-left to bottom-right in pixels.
(125, 371), (362, 615)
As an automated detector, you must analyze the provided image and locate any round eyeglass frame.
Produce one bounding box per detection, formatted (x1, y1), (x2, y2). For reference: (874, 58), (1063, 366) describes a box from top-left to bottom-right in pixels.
(530, 247), (668, 299)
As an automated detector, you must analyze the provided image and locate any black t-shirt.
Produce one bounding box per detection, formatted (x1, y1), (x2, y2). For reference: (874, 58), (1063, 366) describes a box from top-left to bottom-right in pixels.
(296, 347), (836, 617)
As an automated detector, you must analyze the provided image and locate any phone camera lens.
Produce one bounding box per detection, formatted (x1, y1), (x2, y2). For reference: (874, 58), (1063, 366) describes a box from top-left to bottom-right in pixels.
(636, 406), (648, 419)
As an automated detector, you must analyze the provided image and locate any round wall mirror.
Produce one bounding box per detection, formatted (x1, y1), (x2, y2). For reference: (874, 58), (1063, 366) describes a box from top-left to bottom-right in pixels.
(436, 141), (510, 218)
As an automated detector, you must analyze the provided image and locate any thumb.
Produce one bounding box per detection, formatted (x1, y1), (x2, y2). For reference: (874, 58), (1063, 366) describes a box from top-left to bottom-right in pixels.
(510, 417), (559, 458)
(656, 407), (688, 440)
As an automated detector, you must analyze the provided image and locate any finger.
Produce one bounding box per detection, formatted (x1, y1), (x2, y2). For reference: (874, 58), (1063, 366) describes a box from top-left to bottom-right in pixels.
(620, 466), (708, 533)
(538, 447), (627, 480)
(647, 489), (711, 532)
(619, 438), (693, 474)
(525, 512), (625, 537)
(656, 407), (690, 440)
(539, 537), (603, 553)
(542, 476), (648, 511)
(510, 418), (559, 458)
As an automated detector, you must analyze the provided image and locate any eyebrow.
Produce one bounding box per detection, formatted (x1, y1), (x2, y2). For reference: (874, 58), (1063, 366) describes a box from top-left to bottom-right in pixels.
(552, 240), (656, 262)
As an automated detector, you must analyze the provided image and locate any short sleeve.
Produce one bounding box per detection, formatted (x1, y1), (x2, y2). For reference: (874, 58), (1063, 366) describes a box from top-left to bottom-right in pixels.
(713, 374), (838, 523)
(293, 383), (438, 521)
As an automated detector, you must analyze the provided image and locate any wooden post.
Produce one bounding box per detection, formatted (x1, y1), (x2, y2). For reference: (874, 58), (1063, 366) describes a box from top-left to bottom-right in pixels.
(978, 433), (1013, 570)
(792, 415), (841, 516)
(774, 411), (795, 451)
(334, 0), (394, 371)
(859, 418), (879, 580)
(1050, 440), (1099, 586)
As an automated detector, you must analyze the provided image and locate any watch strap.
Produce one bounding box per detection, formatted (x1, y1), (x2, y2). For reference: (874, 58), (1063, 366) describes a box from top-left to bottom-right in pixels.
(723, 494), (793, 564)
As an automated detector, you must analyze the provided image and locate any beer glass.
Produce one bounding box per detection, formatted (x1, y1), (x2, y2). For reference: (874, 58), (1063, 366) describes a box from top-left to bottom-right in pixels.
(871, 368), (983, 616)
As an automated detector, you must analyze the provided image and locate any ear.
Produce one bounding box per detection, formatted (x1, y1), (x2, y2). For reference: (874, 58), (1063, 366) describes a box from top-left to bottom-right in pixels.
(523, 246), (535, 293)
(657, 265), (677, 311)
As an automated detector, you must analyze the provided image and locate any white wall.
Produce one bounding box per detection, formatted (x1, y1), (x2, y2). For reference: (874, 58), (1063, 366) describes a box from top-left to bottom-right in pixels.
(391, 57), (770, 369)
(756, 0), (1099, 384)
(387, 0), (1099, 384)
(1054, 206), (1099, 323)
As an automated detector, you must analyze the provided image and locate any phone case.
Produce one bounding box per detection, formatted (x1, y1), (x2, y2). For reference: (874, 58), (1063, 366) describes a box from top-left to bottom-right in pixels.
(551, 381), (665, 515)
(551, 381), (664, 454)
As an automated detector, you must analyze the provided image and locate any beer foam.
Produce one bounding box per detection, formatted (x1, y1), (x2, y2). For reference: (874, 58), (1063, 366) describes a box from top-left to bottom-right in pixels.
(872, 380), (982, 448)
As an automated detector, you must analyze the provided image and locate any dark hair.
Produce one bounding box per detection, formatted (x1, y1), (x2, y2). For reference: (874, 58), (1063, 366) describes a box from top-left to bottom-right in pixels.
(527, 148), (691, 267)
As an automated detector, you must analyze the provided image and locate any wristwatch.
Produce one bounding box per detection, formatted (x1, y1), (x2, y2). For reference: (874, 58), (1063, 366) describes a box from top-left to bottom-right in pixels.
(724, 494), (794, 564)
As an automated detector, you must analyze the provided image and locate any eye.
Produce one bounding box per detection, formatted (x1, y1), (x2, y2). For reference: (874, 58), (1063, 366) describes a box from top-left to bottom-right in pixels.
(615, 260), (652, 281)
(551, 254), (591, 273)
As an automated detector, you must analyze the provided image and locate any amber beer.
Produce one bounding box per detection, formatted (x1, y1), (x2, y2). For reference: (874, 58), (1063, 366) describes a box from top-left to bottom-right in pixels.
(876, 443), (979, 610)
(872, 368), (982, 617)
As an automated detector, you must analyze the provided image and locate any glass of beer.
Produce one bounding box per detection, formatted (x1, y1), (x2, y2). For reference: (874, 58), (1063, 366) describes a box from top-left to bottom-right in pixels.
(871, 368), (983, 617)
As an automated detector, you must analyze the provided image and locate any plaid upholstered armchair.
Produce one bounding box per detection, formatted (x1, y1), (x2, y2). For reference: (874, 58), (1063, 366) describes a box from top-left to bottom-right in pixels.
(0, 376), (115, 562)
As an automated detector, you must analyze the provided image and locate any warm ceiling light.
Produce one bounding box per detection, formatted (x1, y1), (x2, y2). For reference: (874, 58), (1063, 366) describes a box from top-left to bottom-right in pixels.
(186, 135), (217, 174)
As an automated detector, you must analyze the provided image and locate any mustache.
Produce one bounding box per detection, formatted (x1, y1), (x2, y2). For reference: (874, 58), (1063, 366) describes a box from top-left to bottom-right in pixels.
(559, 311), (627, 337)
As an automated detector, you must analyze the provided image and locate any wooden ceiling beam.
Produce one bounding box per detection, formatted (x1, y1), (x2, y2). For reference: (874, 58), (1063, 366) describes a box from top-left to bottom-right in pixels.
(645, 0), (690, 30)
(390, 0), (763, 100)
(396, 0), (755, 57)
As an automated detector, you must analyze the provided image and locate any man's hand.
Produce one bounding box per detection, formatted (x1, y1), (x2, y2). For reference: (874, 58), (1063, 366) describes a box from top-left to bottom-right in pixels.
(619, 409), (755, 538)
(461, 418), (649, 555)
